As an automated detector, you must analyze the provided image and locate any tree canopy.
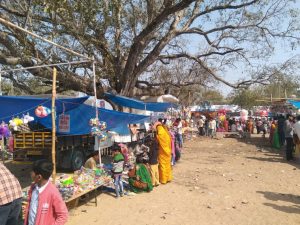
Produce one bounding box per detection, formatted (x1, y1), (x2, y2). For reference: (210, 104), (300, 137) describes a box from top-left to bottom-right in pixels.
(0, 0), (299, 97)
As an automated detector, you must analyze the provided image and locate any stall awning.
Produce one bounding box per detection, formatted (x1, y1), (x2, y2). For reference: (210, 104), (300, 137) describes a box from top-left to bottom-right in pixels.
(37, 104), (149, 135)
(105, 92), (176, 112)
(0, 95), (89, 122)
(288, 100), (300, 109)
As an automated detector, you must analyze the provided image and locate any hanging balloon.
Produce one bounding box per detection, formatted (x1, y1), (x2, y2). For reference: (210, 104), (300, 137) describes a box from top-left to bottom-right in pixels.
(23, 114), (35, 124)
(9, 120), (16, 128)
(98, 132), (107, 141)
(219, 115), (226, 122)
(89, 118), (100, 127)
(99, 121), (107, 130)
(91, 126), (101, 136)
(240, 109), (248, 121)
(35, 106), (51, 118)
(260, 110), (268, 117)
(12, 118), (23, 126)
(0, 124), (11, 138)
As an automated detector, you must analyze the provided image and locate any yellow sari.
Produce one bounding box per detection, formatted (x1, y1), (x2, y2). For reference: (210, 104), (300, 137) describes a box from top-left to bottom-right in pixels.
(156, 125), (172, 184)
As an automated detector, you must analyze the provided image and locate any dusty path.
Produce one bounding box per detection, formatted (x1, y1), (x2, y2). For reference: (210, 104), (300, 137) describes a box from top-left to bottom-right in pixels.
(66, 135), (300, 225)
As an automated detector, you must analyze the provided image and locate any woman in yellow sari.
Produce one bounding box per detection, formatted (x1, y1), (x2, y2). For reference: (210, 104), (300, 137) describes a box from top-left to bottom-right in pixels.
(154, 122), (172, 184)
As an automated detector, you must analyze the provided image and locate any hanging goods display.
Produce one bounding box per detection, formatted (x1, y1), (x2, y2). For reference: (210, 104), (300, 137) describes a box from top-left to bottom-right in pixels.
(35, 105), (51, 118)
(89, 118), (107, 140)
(0, 123), (10, 138)
(22, 113), (35, 124)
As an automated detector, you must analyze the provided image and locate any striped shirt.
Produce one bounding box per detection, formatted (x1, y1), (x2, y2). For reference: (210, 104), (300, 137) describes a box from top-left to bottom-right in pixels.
(0, 163), (22, 205)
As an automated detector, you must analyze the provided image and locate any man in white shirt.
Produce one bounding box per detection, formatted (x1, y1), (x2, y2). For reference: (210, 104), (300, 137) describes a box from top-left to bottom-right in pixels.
(197, 117), (204, 136)
(294, 115), (300, 138)
(175, 118), (183, 148)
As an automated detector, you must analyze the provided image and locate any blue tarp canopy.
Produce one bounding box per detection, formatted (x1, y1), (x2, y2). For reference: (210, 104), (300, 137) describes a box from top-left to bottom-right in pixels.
(37, 104), (149, 135)
(0, 95), (89, 123)
(105, 92), (175, 112)
(288, 100), (300, 109)
(0, 95), (149, 135)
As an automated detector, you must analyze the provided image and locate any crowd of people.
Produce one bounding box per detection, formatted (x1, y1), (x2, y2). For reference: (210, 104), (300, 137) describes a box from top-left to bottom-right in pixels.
(113, 118), (183, 196)
(269, 114), (300, 161)
(195, 114), (300, 162)
(0, 117), (185, 225)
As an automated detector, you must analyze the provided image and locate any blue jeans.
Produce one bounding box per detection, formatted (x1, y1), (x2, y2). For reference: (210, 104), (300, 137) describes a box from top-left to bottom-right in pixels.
(114, 174), (124, 197)
(176, 133), (183, 148)
(0, 198), (22, 225)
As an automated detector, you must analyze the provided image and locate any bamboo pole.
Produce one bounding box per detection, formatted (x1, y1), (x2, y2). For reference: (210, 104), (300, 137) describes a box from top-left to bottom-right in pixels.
(52, 68), (57, 183)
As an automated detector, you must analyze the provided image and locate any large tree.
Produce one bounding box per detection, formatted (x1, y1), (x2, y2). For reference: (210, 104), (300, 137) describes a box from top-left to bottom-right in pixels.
(0, 0), (299, 97)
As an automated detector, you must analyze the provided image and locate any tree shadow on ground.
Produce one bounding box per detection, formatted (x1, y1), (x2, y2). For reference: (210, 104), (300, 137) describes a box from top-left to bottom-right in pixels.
(257, 191), (300, 214)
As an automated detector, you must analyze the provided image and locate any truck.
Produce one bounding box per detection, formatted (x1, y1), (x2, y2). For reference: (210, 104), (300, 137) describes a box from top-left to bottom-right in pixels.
(13, 132), (113, 170)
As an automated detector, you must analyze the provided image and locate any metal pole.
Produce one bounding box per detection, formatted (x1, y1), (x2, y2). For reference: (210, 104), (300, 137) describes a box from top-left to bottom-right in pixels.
(92, 58), (102, 165)
(0, 60), (91, 74)
(51, 68), (57, 183)
(0, 17), (90, 60)
(92, 58), (98, 119)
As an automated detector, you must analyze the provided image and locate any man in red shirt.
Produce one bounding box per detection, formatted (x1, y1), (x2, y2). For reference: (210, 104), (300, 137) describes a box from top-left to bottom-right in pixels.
(0, 162), (23, 225)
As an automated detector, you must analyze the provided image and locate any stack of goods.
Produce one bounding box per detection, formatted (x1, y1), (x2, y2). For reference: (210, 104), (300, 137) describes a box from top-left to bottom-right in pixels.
(56, 175), (75, 201)
(73, 167), (97, 195)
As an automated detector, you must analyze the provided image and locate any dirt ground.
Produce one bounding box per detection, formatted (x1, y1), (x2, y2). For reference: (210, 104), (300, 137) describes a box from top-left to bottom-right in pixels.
(65, 135), (300, 225)
(7, 134), (300, 225)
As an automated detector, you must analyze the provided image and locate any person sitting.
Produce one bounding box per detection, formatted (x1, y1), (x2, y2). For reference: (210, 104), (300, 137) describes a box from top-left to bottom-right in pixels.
(84, 151), (99, 170)
(128, 157), (153, 193)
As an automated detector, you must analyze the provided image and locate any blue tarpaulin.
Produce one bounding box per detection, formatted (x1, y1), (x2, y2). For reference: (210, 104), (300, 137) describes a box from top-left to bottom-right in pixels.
(288, 100), (300, 109)
(0, 95), (149, 135)
(37, 104), (149, 135)
(105, 92), (175, 112)
(0, 95), (89, 123)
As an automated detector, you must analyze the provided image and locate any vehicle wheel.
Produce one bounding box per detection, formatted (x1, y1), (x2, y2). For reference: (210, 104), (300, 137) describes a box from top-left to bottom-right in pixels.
(71, 150), (84, 171)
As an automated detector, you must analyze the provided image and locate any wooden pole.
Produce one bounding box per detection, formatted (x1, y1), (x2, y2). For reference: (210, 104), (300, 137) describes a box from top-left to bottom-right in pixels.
(52, 68), (57, 183)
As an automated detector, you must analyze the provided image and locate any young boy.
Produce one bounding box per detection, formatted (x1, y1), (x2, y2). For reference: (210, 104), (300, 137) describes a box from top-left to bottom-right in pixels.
(112, 146), (125, 198)
(24, 160), (68, 225)
(148, 137), (160, 186)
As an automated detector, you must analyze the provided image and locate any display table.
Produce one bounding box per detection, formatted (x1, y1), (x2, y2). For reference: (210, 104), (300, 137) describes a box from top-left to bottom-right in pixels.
(65, 185), (102, 208)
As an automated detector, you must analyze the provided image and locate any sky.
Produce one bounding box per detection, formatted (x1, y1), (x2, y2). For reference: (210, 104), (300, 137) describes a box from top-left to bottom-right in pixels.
(184, 1), (300, 97)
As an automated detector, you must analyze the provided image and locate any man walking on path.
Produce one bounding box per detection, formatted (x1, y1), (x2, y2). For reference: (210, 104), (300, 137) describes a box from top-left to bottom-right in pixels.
(284, 115), (294, 161)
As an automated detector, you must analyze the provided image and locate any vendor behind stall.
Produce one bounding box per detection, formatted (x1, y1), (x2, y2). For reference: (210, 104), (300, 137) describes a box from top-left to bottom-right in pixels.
(84, 151), (99, 170)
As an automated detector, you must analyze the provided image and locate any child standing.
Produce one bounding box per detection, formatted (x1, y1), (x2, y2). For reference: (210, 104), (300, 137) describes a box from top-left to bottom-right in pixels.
(24, 160), (68, 225)
(148, 137), (160, 186)
(112, 147), (125, 198)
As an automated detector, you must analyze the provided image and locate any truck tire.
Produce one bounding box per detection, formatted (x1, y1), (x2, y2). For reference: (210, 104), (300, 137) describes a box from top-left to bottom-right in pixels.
(71, 150), (84, 171)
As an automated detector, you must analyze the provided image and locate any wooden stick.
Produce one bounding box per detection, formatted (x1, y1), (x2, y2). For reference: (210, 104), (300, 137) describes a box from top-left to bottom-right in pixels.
(52, 68), (57, 183)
